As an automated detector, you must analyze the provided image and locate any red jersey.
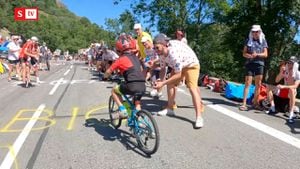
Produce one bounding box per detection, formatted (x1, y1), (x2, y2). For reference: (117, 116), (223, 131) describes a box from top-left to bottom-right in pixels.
(19, 41), (38, 58)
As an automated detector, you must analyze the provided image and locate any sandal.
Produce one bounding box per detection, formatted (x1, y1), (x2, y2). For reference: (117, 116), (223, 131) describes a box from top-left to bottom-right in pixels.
(239, 105), (248, 111)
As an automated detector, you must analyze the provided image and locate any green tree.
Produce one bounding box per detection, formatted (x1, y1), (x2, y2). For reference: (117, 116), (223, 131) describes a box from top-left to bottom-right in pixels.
(105, 10), (136, 36)
(218, 0), (300, 82)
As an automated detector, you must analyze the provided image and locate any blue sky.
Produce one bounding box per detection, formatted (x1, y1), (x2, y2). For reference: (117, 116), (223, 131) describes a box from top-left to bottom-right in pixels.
(61, 0), (132, 29)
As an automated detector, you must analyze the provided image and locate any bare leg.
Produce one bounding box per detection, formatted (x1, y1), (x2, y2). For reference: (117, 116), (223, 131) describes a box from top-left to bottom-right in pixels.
(253, 75), (263, 106)
(112, 89), (123, 106)
(167, 84), (176, 109)
(189, 87), (203, 119)
(242, 76), (253, 107)
(288, 89), (296, 119)
(8, 63), (13, 81)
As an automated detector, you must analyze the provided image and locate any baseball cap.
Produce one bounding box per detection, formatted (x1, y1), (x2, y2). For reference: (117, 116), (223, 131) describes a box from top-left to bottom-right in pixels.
(31, 36), (38, 42)
(11, 35), (19, 39)
(141, 36), (151, 43)
(133, 23), (142, 30)
(251, 25), (262, 31)
(287, 56), (298, 63)
(153, 33), (170, 45)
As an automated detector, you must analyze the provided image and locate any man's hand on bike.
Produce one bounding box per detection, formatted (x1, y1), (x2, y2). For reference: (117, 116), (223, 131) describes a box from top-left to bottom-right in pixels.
(153, 80), (163, 90)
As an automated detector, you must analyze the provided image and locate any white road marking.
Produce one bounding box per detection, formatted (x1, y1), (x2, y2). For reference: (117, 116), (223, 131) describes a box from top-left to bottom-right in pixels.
(49, 78), (64, 95)
(0, 104), (46, 169)
(177, 87), (300, 149)
(49, 79), (68, 85)
(208, 104), (300, 149)
(70, 79), (90, 84)
(70, 65), (73, 69)
(63, 69), (70, 76)
(88, 80), (96, 84)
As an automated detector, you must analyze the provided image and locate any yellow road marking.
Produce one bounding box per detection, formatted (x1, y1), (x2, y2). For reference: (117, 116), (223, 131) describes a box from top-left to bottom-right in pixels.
(0, 109), (56, 133)
(85, 105), (107, 119)
(67, 107), (79, 130)
(0, 145), (19, 169)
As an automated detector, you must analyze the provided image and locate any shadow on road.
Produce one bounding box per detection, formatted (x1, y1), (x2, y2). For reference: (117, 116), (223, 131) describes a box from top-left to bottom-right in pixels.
(84, 118), (152, 158)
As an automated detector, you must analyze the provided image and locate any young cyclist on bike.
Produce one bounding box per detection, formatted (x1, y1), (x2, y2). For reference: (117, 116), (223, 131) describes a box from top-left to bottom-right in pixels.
(104, 33), (146, 119)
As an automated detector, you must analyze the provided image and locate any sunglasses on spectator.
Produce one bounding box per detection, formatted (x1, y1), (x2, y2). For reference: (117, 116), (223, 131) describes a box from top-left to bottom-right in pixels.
(154, 46), (160, 50)
(252, 31), (259, 33)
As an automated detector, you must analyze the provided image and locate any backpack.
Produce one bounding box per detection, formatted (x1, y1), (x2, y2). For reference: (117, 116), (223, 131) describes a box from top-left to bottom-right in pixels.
(225, 82), (255, 103)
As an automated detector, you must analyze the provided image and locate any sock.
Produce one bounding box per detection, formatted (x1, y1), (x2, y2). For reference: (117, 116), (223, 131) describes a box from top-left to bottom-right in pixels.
(270, 106), (275, 112)
(119, 105), (125, 111)
(289, 111), (294, 119)
(119, 105), (127, 115)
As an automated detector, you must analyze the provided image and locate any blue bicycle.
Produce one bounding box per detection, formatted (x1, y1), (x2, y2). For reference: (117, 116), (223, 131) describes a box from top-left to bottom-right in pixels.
(108, 81), (160, 155)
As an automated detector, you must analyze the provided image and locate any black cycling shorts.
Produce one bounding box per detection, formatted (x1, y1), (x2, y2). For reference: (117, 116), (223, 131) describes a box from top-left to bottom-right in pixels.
(8, 60), (20, 64)
(120, 82), (145, 101)
(245, 64), (264, 76)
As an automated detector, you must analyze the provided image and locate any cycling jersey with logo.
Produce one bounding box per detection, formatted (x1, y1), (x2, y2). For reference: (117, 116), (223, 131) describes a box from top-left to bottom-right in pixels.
(110, 53), (145, 83)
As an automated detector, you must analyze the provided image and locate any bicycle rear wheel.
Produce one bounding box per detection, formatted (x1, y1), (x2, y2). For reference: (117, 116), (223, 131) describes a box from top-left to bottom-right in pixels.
(135, 109), (160, 155)
(108, 96), (122, 129)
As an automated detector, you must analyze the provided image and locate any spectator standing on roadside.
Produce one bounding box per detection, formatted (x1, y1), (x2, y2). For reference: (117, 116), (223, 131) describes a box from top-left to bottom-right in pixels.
(175, 29), (188, 44)
(7, 35), (21, 81)
(133, 23), (152, 61)
(239, 25), (268, 111)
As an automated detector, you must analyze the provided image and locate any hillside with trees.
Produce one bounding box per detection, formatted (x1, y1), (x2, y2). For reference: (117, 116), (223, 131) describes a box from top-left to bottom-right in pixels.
(0, 0), (115, 53)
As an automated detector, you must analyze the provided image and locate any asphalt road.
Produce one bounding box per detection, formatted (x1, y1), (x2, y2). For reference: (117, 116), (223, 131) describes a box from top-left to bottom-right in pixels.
(0, 60), (299, 169)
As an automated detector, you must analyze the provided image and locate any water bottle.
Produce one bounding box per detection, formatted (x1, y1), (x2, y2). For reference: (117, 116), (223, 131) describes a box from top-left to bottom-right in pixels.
(123, 101), (132, 117)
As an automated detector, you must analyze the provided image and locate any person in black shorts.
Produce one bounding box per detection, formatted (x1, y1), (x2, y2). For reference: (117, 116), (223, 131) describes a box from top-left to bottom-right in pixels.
(104, 33), (145, 118)
(239, 25), (268, 111)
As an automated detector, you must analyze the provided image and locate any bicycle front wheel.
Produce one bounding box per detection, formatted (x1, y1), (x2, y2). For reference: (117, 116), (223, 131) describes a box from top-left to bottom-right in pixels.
(108, 96), (122, 129)
(135, 109), (160, 155)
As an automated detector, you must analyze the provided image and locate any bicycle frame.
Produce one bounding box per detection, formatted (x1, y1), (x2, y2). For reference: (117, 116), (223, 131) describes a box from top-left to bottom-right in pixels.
(122, 94), (138, 128)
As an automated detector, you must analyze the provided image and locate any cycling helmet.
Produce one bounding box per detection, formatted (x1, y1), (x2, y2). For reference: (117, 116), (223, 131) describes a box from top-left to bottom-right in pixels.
(115, 33), (136, 53)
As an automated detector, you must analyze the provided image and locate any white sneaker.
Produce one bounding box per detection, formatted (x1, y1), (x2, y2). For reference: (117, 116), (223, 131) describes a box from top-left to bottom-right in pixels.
(157, 109), (175, 116)
(285, 112), (296, 118)
(195, 117), (204, 128)
(157, 92), (163, 98)
(150, 89), (157, 97)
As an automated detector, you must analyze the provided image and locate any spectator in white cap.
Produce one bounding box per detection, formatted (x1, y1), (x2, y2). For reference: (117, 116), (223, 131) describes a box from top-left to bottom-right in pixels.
(7, 35), (21, 81)
(239, 24), (268, 111)
(19, 36), (40, 87)
(133, 23), (152, 62)
(141, 35), (162, 98)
